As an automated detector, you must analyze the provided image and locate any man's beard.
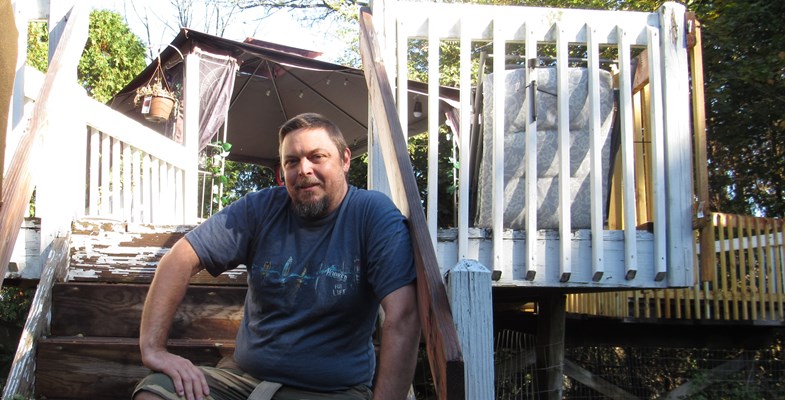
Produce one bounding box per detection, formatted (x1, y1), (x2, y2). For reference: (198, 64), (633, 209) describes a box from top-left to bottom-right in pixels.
(292, 194), (330, 218)
(292, 177), (330, 218)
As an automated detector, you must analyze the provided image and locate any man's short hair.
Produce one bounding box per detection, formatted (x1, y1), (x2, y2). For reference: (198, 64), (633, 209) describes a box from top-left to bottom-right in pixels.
(278, 113), (349, 157)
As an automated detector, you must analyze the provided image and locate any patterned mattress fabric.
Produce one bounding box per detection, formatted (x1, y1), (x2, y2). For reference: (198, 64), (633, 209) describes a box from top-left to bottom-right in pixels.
(475, 67), (616, 230)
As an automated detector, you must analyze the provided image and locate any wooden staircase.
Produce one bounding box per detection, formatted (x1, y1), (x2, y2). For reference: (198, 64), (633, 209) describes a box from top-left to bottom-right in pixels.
(34, 220), (247, 399)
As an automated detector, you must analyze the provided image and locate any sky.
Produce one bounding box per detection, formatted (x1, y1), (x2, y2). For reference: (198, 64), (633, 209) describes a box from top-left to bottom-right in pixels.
(100, 0), (352, 63)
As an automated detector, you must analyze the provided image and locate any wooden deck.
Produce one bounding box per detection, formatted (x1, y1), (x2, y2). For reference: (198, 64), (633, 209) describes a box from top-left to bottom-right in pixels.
(568, 212), (785, 325)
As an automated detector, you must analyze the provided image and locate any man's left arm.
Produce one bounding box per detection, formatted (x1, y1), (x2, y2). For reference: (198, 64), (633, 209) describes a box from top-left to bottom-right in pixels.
(373, 283), (420, 400)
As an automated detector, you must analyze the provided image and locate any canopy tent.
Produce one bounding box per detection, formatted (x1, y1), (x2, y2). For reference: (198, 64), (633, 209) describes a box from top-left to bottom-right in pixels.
(111, 29), (459, 169)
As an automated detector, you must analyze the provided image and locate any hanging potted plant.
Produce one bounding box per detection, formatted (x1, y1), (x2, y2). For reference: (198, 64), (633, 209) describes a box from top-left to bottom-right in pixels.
(134, 59), (177, 123)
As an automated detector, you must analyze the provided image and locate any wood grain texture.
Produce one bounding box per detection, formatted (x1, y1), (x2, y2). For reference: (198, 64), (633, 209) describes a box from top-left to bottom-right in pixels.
(68, 220), (247, 285)
(359, 7), (464, 399)
(35, 337), (234, 400)
(51, 283), (245, 339)
(0, 2), (88, 285)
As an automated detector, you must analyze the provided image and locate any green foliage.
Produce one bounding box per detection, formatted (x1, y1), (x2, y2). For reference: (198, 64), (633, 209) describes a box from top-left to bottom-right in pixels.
(0, 287), (34, 393)
(26, 10), (147, 103)
(347, 154), (369, 189)
(79, 10), (147, 103)
(0, 287), (33, 328)
(201, 141), (234, 186)
(697, 0), (785, 217)
(26, 22), (48, 73)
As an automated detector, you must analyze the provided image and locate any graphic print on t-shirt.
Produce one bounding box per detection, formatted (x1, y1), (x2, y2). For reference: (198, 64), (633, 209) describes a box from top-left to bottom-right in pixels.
(252, 256), (362, 300)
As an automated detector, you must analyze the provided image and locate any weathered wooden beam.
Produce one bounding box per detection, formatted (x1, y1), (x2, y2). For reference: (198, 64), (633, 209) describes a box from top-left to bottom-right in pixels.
(358, 7), (465, 400)
(448, 261), (494, 399)
(67, 220), (246, 285)
(2, 235), (70, 399)
(0, 0), (18, 204)
(564, 359), (641, 400)
(687, 13), (714, 283)
(0, 2), (88, 287)
(35, 337), (235, 399)
(660, 353), (753, 400)
(535, 294), (566, 400)
(51, 283), (245, 339)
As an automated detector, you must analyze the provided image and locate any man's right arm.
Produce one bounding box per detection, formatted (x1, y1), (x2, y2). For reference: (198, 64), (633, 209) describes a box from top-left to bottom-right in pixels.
(139, 238), (210, 400)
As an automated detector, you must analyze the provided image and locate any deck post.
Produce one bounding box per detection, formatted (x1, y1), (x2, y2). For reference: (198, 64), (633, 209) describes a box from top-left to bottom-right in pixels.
(36, 1), (87, 276)
(182, 52), (200, 224)
(536, 293), (566, 400)
(447, 260), (494, 399)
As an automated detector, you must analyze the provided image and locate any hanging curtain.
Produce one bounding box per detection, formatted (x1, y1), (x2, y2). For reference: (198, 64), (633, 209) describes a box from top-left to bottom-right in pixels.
(195, 48), (238, 150)
(172, 47), (238, 150)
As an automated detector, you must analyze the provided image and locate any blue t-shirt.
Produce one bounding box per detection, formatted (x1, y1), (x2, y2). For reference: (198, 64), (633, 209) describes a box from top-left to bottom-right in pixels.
(185, 186), (415, 391)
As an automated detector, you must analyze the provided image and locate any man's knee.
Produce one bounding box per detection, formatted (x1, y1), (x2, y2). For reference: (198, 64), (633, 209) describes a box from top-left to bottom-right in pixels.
(133, 390), (164, 400)
(133, 372), (178, 400)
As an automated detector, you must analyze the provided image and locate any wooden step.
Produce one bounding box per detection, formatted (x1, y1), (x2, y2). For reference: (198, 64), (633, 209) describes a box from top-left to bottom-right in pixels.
(68, 219), (247, 285)
(35, 336), (234, 400)
(51, 282), (245, 339)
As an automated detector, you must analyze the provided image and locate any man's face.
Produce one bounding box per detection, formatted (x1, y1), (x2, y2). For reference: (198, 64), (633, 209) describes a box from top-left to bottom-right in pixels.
(281, 127), (350, 218)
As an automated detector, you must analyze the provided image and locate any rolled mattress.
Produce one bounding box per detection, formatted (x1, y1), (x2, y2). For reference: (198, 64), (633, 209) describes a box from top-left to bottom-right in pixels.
(475, 67), (616, 230)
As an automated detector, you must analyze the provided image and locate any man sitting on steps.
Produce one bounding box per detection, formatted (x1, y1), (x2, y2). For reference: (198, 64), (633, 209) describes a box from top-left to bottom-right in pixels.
(133, 113), (420, 400)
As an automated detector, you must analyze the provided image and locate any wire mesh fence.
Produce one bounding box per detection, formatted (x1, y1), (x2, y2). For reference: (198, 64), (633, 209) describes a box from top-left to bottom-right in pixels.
(412, 329), (784, 399)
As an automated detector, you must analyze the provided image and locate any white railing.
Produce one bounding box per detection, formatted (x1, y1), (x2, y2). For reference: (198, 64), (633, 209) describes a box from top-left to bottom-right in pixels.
(371, 1), (694, 287)
(83, 98), (192, 224)
(20, 64), (197, 226)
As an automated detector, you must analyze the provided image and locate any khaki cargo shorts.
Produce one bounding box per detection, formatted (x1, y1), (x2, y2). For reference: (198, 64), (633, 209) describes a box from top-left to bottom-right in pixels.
(133, 358), (372, 400)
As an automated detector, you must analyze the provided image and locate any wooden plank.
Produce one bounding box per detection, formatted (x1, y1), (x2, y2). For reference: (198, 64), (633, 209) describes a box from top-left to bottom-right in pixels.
(746, 217), (758, 320)
(688, 14), (715, 284)
(631, 49), (650, 93)
(101, 131), (111, 214)
(564, 359), (640, 400)
(660, 2), (694, 288)
(766, 221), (778, 318)
(0, 0), (16, 203)
(725, 215), (740, 320)
(632, 90), (648, 225)
(427, 16), (439, 246)
(755, 218), (767, 319)
(448, 261), (493, 399)
(535, 294), (566, 400)
(587, 24), (604, 282)
(774, 219), (785, 320)
(661, 353), (753, 400)
(123, 142), (132, 221)
(491, 19), (505, 277)
(89, 128), (100, 214)
(111, 137), (122, 217)
(68, 220), (247, 285)
(556, 23), (572, 282)
(51, 283), (245, 339)
(616, 25), (638, 280)
(359, 8), (465, 400)
(0, 2), (88, 285)
(35, 337), (234, 400)
(457, 17), (472, 260)
(717, 213), (730, 320)
(524, 24), (538, 281)
(729, 215), (741, 319)
(647, 26), (668, 282)
(3, 235), (70, 399)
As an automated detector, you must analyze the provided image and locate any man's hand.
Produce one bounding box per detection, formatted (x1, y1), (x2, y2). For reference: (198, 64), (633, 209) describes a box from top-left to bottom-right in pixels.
(138, 238), (207, 400)
(142, 349), (210, 400)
